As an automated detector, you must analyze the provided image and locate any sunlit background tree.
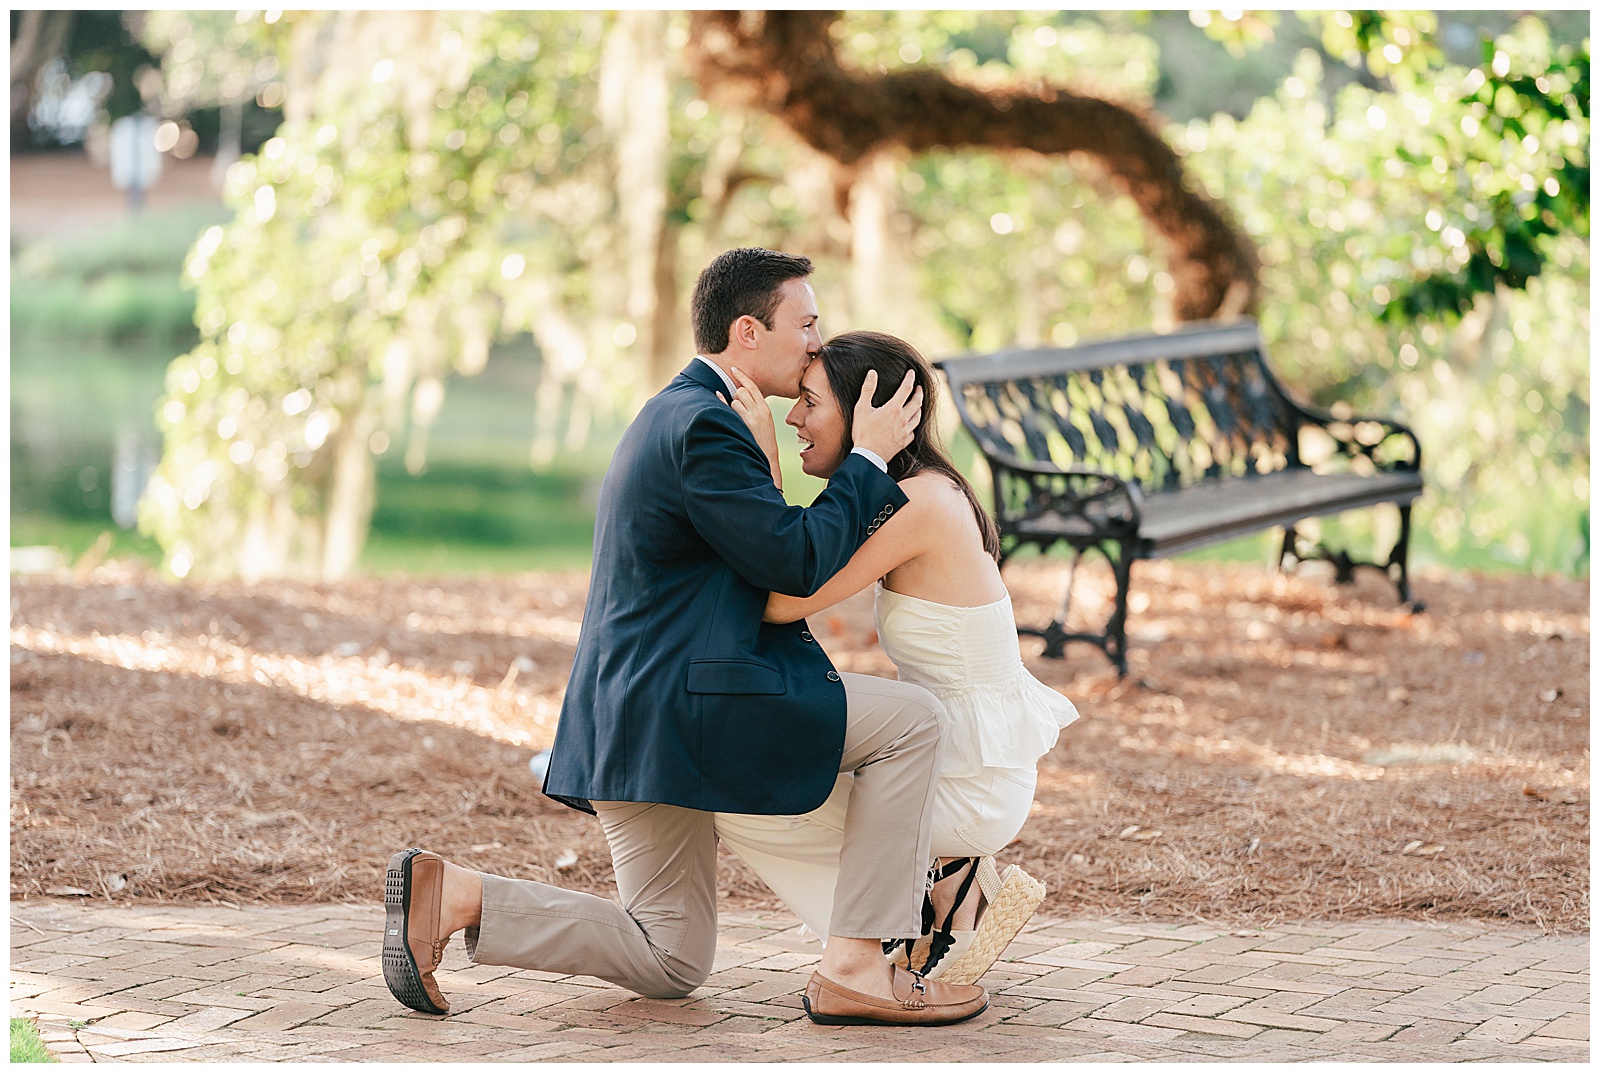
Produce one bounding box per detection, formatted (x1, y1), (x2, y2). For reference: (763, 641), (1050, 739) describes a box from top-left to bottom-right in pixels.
(10, 9), (1588, 581)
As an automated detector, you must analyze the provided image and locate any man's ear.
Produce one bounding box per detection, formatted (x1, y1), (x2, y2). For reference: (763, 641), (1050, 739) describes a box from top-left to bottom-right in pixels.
(731, 314), (762, 352)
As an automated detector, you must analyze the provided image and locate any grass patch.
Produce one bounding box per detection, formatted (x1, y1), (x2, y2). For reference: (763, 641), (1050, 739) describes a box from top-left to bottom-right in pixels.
(359, 533), (595, 575)
(12, 202), (230, 280)
(369, 457), (598, 547)
(11, 273), (198, 344)
(8, 514), (163, 567)
(10, 1018), (56, 1063)
(11, 202), (226, 342)
(363, 454), (603, 574)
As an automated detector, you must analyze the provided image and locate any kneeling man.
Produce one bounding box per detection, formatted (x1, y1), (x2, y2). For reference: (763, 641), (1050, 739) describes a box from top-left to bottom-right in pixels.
(382, 247), (987, 1027)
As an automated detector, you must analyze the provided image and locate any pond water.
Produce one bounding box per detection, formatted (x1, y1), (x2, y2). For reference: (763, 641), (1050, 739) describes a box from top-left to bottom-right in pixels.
(8, 336), (614, 568)
(10, 339), (173, 528)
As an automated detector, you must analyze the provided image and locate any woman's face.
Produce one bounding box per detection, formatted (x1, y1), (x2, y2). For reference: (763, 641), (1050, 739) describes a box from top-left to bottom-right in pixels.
(785, 359), (849, 478)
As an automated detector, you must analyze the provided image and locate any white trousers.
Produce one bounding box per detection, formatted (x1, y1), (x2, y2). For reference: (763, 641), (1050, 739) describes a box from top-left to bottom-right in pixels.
(715, 763), (1037, 940)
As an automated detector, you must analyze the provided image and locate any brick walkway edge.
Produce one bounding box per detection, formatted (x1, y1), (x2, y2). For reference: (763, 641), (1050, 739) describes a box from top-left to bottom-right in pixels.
(9, 900), (1589, 1062)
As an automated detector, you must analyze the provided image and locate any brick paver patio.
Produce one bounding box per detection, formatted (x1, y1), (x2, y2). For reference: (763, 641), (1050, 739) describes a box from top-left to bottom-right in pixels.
(10, 900), (1588, 1062)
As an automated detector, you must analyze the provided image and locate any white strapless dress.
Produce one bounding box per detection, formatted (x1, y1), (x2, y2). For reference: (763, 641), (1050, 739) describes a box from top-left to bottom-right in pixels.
(873, 583), (1079, 779)
(711, 582), (1080, 942)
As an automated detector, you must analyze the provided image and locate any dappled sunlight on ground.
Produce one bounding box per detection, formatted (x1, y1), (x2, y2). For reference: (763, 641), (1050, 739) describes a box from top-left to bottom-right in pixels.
(9, 558), (1589, 931)
(13, 622), (559, 748)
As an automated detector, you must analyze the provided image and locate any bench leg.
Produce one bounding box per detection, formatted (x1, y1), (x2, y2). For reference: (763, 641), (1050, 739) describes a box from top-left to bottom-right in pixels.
(1104, 549), (1132, 677)
(1057, 548), (1083, 630)
(1387, 502), (1427, 613)
(1279, 507), (1425, 613)
(1011, 541), (1133, 676)
(1019, 551), (1075, 661)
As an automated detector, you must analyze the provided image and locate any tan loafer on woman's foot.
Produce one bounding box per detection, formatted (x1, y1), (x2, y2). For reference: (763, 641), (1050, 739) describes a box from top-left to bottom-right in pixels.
(383, 848), (452, 1015)
(802, 965), (988, 1026)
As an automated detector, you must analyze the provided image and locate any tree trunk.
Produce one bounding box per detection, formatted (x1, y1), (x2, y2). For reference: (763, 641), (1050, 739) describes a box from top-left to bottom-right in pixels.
(647, 219), (683, 403)
(10, 10), (75, 148)
(600, 10), (675, 396)
(684, 10), (1260, 322)
(846, 151), (923, 341)
(320, 402), (377, 581)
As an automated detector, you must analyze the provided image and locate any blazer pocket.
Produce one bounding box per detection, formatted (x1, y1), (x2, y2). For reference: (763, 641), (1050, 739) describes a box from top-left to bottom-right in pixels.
(686, 658), (786, 695)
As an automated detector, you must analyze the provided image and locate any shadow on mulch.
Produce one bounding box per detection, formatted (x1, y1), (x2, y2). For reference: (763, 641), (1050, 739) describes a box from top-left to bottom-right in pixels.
(9, 559), (1589, 932)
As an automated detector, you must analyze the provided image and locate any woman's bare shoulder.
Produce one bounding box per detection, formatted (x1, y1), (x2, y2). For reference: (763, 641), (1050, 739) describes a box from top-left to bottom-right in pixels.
(897, 470), (971, 514)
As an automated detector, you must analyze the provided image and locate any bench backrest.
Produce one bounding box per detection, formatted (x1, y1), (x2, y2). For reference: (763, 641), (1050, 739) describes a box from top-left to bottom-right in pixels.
(937, 320), (1304, 493)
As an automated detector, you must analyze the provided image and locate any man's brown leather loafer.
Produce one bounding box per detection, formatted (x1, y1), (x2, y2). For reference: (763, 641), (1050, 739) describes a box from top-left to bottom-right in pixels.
(383, 848), (451, 1015)
(802, 965), (988, 1026)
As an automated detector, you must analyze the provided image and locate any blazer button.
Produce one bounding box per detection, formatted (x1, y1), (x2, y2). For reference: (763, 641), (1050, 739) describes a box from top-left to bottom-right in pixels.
(800, 630), (814, 642)
(826, 671), (841, 682)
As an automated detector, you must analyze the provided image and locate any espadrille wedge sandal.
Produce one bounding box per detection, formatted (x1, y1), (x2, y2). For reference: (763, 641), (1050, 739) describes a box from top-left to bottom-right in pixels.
(919, 857), (1046, 985)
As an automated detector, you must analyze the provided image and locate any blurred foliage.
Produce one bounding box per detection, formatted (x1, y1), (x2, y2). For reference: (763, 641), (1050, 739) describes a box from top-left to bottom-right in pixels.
(137, 11), (285, 156)
(140, 11), (626, 579)
(53, 10), (156, 124)
(128, 9), (1588, 579)
(141, 10), (277, 114)
(1382, 31), (1588, 320)
(1180, 33), (1588, 573)
(1195, 11), (1590, 320)
(1317, 13), (1588, 321)
(1187, 8), (1285, 60)
(31, 10), (157, 127)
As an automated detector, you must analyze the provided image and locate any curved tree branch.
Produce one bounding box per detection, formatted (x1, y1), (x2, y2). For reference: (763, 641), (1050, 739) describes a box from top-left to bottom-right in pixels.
(685, 10), (1260, 322)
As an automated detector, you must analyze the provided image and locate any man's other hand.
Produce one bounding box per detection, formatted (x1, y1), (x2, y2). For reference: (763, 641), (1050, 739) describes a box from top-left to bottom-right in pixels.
(850, 369), (922, 464)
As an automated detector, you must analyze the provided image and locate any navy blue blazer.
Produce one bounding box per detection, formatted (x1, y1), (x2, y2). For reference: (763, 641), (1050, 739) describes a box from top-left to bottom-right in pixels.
(542, 360), (909, 815)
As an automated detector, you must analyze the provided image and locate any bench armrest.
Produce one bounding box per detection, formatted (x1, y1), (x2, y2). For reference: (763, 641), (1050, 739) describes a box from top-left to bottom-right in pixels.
(1286, 399), (1423, 473)
(984, 456), (1144, 538)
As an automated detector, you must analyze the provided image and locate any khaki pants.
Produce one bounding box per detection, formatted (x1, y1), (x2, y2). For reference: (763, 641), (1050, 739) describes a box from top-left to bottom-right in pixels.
(465, 673), (943, 998)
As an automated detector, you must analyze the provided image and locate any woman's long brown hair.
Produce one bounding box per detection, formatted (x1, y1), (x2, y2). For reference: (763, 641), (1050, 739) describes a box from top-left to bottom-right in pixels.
(815, 330), (1001, 560)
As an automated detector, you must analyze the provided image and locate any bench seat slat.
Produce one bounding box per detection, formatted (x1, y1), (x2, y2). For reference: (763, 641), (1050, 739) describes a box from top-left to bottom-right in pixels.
(1138, 469), (1422, 554)
(1013, 468), (1422, 555)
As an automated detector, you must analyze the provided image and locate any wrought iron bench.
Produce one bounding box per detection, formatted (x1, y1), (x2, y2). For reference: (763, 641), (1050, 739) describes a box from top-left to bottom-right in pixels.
(936, 319), (1425, 675)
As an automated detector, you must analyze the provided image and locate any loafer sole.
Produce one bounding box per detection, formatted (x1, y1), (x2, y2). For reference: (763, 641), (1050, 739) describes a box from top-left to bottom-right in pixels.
(801, 993), (988, 1027)
(382, 848), (449, 1015)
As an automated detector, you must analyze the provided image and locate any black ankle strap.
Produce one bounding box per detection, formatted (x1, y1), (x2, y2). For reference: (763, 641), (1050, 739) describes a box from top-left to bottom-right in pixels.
(884, 858), (983, 970)
(931, 857), (977, 883)
(921, 858), (981, 976)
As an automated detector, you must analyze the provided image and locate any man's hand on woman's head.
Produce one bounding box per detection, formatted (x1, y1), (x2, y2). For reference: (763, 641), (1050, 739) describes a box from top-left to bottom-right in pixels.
(851, 369), (923, 463)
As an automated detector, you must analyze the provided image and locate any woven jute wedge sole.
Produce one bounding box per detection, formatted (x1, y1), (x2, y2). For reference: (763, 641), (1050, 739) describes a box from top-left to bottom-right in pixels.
(929, 859), (1046, 986)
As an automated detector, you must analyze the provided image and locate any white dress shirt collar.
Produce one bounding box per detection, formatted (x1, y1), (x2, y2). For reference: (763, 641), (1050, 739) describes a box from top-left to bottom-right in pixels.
(694, 355), (738, 398)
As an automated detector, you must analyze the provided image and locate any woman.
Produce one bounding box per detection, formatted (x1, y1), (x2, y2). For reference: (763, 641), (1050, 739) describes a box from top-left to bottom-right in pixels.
(713, 330), (1079, 984)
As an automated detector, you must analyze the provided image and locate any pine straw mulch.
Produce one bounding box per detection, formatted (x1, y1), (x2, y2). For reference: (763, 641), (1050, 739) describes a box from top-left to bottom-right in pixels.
(9, 557), (1589, 933)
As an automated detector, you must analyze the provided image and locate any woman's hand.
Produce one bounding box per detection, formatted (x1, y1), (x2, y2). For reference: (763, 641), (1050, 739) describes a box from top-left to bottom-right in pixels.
(720, 365), (782, 490)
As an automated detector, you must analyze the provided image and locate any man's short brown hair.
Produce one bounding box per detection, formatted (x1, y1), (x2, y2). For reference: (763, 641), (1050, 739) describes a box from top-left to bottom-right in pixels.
(690, 247), (814, 355)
